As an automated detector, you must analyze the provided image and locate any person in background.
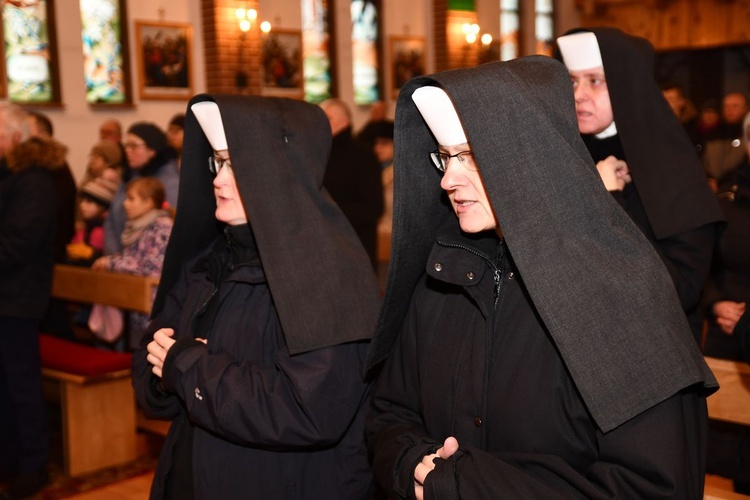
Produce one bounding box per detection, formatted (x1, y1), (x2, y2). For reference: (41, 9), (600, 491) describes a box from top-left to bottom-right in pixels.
(104, 122), (178, 254)
(0, 104), (62, 499)
(93, 177), (172, 350)
(703, 92), (750, 182)
(366, 120), (395, 290)
(701, 111), (750, 494)
(319, 98), (383, 269)
(371, 120), (395, 232)
(67, 176), (119, 266)
(27, 112), (77, 264)
(166, 114), (185, 170)
(365, 56), (717, 500)
(660, 81), (700, 150)
(28, 112), (78, 341)
(99, 118), (123, 144)
(132, 94), (380, 499)
(78, 140), (124, 187)
(556, 28), (724, 343)
(697, 99), (721, 142)
(357, 100), (389, 147)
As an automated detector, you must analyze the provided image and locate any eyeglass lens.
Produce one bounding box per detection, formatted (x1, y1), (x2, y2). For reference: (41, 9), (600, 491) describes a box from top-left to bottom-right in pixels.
(208, 156), (232, 175)
(430, 151), (474, 172)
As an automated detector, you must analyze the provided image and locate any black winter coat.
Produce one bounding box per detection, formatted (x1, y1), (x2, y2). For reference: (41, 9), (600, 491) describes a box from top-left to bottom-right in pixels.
(133, 229), (374, 499)
(0, 139), (65, 320)
(368, 218), (708, 499)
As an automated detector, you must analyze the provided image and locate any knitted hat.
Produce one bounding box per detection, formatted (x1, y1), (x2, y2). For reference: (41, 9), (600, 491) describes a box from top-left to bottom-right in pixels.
(80, 176), (119, 208)
(90, 140), (122, 167)
(128, 122), (168, 152)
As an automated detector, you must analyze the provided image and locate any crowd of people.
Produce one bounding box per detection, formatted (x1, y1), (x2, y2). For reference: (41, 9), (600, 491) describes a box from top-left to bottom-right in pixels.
(1, 25), (749, 500)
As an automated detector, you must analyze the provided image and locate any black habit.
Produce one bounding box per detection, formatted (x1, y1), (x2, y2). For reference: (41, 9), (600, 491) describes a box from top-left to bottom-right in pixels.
(133, 95), (381, 499)
(366, 56), (717, 498)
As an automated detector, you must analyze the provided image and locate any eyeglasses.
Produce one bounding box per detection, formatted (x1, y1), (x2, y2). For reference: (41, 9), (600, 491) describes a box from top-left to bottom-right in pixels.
(124, 142), (147, 150)
(208, 155), (233, 175)
(429, 150), (476, 172)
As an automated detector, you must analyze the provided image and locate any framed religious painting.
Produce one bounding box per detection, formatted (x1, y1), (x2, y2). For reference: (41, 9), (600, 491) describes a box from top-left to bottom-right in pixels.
(260, 29), (304, 99)
(2, 0), (61, 104)
(389, 36), (425, 99)
(80, 0), (132, 105)
(135, 20), (193, 100)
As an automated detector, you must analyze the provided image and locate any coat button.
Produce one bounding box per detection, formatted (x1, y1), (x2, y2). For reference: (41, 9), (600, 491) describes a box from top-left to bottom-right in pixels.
(474, 417), (482, 427)
(507, 271), (515, 280)
(732, 139), (741, 147)
(466, 272), (475, 280)
(434, 262), (443, 272)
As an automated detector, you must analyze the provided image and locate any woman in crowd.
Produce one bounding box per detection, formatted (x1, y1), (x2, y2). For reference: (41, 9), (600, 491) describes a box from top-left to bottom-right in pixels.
(132, 94), (380, 499)
(104, 122), (178, 254)
(366, 56), (717, 499)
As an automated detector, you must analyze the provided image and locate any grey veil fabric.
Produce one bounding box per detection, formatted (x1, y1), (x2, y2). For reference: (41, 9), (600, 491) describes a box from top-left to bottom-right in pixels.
(153, 94), (381, 354)
(366, 56), (717, 432)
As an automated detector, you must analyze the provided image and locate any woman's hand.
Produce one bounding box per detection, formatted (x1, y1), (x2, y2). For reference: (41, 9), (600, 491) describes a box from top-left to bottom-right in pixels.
(414, 437), (460, 500)
(596, 156), (631, 191)
(91, 256), (111, 271)
(713, 301), (747, 335)
(146, 328), (176, 378)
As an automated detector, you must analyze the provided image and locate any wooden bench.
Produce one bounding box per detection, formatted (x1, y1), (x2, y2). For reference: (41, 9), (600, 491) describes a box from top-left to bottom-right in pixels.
(704, 356), (750, 500)
(41, 264), (159, 476)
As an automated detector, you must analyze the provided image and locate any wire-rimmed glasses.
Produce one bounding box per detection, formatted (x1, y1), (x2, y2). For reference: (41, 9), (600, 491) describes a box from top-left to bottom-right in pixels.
(429, 150), (477, 172)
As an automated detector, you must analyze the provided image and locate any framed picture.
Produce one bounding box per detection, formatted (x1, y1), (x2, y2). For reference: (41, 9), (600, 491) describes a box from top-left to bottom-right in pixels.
(135, 21), (193, 100)
(2, 0), (61, 104)
(80, 0), (131, 105)
(260, 30), (304, 98)
(389, 36), (425, 99)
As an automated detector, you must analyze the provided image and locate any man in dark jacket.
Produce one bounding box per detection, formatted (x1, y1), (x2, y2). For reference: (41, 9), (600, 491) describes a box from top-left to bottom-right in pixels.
(320, 98), (383, 269)
(0, 103), (63, 499)
(29, 111), (78, 340)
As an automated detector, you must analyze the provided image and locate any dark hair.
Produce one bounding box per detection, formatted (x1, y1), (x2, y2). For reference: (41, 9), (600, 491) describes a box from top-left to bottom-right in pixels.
(29, 111), (54, 137)
(169, 114), (186, 129)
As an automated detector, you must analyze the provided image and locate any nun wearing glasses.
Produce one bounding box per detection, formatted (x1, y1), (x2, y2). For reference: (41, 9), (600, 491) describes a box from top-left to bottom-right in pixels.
(132, 94), (381, 499)
(365, 57), (717, 499)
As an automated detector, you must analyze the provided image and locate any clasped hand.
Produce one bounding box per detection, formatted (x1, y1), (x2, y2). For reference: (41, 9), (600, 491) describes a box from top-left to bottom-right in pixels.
(146, 328), (207, 378)
(414, 437), (459, 500)
(596, 155), (631, 191)
(713, 301), (747, 335)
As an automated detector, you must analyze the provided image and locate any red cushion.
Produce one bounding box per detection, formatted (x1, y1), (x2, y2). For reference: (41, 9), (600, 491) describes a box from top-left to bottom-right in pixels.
(39, 333), (132, 377)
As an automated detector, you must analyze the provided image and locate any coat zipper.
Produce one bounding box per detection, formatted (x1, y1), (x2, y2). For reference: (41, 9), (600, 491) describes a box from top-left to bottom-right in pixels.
(437, 240), (504, 309)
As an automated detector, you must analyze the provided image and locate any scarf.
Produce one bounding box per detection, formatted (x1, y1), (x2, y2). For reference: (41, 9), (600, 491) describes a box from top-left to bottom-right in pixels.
(121, 208), (169, 247)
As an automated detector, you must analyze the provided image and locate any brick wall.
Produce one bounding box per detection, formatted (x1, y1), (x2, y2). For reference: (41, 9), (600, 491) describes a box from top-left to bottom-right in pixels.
(202, 0), (262, 94)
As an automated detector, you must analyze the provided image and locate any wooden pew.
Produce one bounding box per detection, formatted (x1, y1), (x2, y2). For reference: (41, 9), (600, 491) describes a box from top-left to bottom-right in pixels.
(41, 264), (159, 476)
(704, 356), (750, 500)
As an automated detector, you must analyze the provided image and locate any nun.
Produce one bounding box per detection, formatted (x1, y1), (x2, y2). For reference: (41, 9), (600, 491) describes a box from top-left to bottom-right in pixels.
(556, 28), (724, 342)
(132, 94), (381, 499)
(365, 56), (717, 499)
